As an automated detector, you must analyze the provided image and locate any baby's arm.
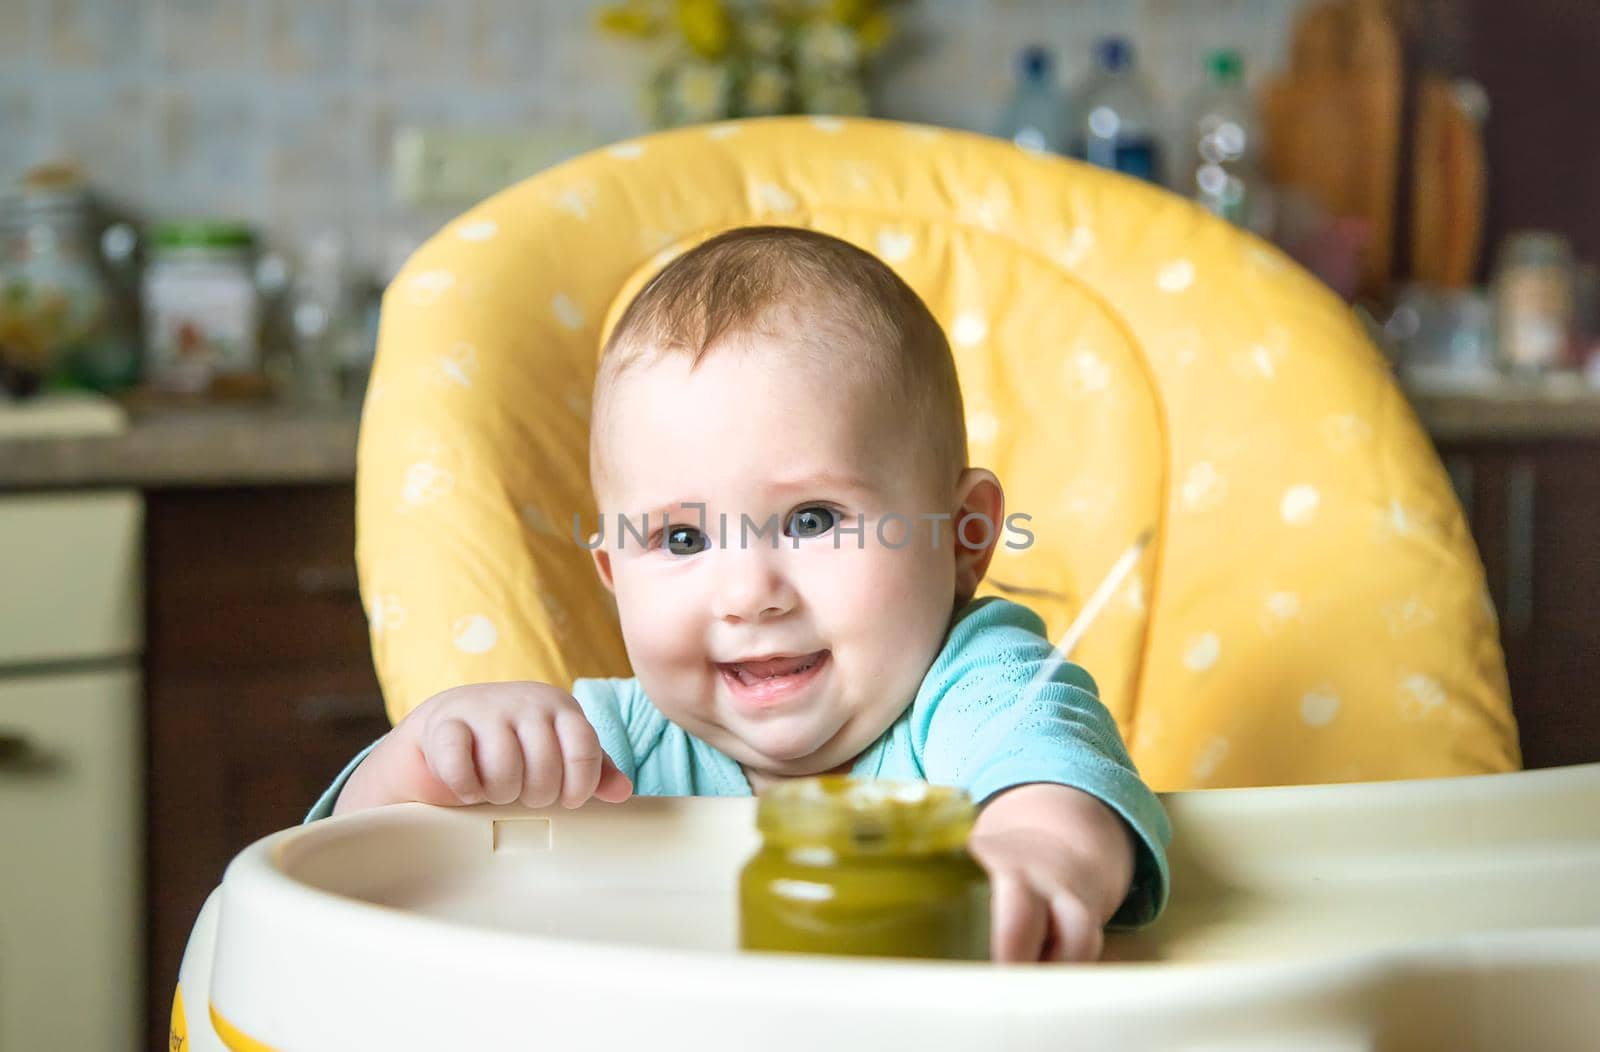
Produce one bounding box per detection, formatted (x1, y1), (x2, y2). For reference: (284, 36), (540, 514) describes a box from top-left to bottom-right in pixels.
(333, 682), (633, 815)
(968, 783), (1136, 963)
(916, 600), (1172, 964)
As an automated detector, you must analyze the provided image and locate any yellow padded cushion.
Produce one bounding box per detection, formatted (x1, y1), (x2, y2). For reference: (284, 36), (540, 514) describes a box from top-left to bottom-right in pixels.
(357, 116), (1518, 790)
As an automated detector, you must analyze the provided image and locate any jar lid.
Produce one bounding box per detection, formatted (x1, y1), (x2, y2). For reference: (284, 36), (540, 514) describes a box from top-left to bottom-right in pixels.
(756, 776), (976, 855)
(152, 221), (257, 250)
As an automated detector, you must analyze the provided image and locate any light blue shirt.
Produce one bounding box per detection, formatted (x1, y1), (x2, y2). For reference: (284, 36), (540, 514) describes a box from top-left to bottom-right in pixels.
(307, 597), (1171, 925)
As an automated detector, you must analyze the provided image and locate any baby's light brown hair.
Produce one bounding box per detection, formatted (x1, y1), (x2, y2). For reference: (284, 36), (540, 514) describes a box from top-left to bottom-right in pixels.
(591, 226), (967, 494)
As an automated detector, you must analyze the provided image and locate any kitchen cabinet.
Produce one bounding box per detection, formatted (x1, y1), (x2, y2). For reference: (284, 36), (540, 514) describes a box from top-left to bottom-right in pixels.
(1437, 438), (1600, 768)
(143, 484), (389, 1052)
(0, 492), (143, 1051)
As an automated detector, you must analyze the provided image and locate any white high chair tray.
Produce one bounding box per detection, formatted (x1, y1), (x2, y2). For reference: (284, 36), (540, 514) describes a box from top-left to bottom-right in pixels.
(178, 763), (1600, 1051)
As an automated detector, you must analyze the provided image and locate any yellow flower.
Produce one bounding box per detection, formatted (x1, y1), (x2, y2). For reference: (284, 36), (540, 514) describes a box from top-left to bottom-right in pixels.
(669, 59), (733, 122)
(596, 1), (661, 36)
(676, 0), (731, 58)
(826, 0), (873, 25)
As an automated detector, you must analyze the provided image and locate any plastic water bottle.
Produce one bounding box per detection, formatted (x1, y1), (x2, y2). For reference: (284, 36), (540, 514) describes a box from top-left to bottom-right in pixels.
(1075, 37), (1163, 183)
(1183, 48), (1262, 228)
(994, 46), (1069, 155)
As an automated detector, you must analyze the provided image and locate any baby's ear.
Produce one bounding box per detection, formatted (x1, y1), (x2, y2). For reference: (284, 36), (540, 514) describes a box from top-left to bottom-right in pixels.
(591, 544), (617, 594)
(952, 468), (1005, 606)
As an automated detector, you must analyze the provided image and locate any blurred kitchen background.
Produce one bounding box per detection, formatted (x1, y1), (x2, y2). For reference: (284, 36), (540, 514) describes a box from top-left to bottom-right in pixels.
(2, 1), (1598, 1049)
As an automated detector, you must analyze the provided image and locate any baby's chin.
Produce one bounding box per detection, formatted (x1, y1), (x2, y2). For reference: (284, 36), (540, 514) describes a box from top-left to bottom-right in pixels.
(733, 718), (872, 778)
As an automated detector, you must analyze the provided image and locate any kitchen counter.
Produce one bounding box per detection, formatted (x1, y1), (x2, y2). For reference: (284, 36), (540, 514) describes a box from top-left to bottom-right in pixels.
(0, 401), (361, 490)
(2, 381), (1598, 491)
(1408, 380), (1600, 443)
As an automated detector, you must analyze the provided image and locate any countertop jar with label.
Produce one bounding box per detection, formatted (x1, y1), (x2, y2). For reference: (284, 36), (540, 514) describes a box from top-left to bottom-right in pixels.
(141, 222), (261, 395)
(1494, 231), (1575, 377)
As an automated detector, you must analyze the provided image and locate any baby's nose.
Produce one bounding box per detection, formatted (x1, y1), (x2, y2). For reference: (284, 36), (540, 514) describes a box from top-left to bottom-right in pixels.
(712, 546), (797, 623)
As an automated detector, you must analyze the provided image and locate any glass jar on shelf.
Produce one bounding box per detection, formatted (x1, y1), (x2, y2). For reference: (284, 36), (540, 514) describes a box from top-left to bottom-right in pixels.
(141, 221), (262, 396)
(1493, 231), (1575, 378)
(0, 166), (133, 398)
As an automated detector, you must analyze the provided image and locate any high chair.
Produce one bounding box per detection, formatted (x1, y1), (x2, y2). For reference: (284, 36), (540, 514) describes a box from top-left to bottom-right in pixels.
(172, 120), (1593, 1052)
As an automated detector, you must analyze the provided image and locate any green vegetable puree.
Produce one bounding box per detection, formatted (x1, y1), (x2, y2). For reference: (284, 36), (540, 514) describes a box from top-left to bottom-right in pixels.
(739, 777), (990, 959)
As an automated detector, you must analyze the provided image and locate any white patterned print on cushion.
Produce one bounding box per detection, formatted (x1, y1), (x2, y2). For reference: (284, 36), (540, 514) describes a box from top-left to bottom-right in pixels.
(556, 185), (597, 219)
(876, 228), (914, 263)
(406, 269), (455, 305)
(452, 615), (499, 655)
(367, 595), (407, 637)
(401, 461), (454, 507)
(1181, 461), (1227, 511)
(455, 220), (498, 242)
(1261, 590), (1301, 633)
(1230, 342), (1285, 380)
(1125, 577), (1146, 613)
(436, 343), (477, 388)
(1321, 413), (1372, 453)
(754, 183), (798, 213)
(1383, 597), (1437, 637)
(1281, 484), (1321, 525)
(1192, 736), (1230, 781)
(1046, 226), (1095, 268)
(950, 310), (988, 348)
(966, 410), (999, 447)
(1062, 348), (1111, 396)
(1400, 674), (1447, 720)
(1157, 258), (1195, 293)
(551, 293), (585, 331)
(1300, 687), (1341, 727)
(957, 185), (1010, 230)
(1184, 632), (1221, 672)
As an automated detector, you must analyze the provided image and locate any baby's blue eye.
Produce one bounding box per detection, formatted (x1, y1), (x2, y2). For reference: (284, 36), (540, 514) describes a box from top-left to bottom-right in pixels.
(785, 506), (837, 539)
(664, 525), (709, 556)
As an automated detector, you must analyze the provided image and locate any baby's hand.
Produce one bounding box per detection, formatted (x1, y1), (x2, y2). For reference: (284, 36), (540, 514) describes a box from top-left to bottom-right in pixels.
(967, 784), (1136, 963)
(334, 682), (632, 814)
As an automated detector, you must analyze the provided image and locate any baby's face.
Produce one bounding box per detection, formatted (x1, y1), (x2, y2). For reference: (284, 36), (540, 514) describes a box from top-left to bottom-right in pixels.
(592, 337), (960, 781)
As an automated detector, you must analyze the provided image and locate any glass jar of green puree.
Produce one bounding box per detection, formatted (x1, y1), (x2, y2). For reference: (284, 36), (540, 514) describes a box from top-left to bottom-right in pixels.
(739, 777), (990, 960)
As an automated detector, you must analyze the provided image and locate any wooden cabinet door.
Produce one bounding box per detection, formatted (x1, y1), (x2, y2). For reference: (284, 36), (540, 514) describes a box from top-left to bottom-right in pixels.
(144, 485), (391, 1052)
(1439, 440), (1600, 768)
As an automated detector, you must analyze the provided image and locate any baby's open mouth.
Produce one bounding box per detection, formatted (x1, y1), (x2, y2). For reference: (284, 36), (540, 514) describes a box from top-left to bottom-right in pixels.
(718, 650), (829, 687)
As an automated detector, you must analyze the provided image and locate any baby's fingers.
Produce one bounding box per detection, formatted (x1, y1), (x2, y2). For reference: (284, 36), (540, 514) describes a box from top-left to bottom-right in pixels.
(553, 708), (606, 808)
(551, 708), (633, 806)
(512, 718), (563, 808)
(1044, 893), (1103, 963)
(989, 875), (1048, 963)
(474, 721), (528, 806)
(423, 718), (486, 804)
(593, 753), (633, 803)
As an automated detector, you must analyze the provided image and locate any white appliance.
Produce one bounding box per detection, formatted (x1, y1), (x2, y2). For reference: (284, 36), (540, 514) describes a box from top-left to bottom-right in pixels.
(0, 395), (142, 1050)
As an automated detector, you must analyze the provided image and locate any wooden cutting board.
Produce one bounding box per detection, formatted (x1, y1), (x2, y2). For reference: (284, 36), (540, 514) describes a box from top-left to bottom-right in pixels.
(1410, 76), (1487, 288)
(1262, 0), (1404, 299)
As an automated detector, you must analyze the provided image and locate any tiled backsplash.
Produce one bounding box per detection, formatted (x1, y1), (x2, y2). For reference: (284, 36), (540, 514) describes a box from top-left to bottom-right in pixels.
(2, 0), (1308, 277)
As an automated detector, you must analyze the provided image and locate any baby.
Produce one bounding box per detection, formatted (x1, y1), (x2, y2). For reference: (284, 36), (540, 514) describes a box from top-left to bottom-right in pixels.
(312, 226), (1170, 962)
